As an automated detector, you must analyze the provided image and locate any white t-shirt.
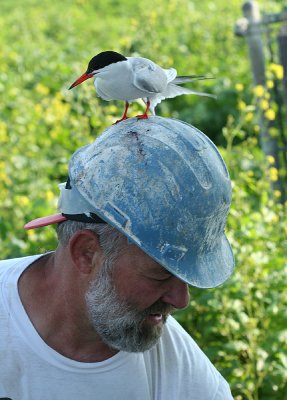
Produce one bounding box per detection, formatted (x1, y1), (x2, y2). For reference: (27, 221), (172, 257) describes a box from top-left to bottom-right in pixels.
(0, 254), (233, 400)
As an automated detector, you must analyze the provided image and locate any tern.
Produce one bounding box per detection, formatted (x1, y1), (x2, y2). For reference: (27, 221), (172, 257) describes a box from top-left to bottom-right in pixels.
(69, 51), (215, 123)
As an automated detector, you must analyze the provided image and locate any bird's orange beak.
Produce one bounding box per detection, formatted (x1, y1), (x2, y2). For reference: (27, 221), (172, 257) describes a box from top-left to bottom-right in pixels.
(69, 72), (94, 89)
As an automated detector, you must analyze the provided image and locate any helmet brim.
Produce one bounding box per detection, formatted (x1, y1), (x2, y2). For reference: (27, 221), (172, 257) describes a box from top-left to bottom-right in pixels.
(24, 213), (67, 230)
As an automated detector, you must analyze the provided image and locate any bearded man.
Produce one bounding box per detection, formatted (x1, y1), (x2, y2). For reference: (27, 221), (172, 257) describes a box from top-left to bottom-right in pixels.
(0, 117), (234, 399)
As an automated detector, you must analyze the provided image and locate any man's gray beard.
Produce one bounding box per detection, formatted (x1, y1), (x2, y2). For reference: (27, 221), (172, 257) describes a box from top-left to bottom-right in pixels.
(85, 261), (173, 353)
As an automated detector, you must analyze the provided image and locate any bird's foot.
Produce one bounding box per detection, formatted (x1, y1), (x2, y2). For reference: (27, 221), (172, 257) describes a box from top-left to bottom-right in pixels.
(113, 101), (130, 124)
(113, 116), (129, 125)
(136, 113), (149, 120)
(136, 100), (150, 120)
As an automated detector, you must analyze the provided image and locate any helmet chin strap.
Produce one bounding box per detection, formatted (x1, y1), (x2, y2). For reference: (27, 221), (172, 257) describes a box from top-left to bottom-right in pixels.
(61, 213), (106, 224)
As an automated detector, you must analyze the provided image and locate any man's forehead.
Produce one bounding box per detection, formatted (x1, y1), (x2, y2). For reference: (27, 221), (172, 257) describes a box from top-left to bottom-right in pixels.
(124, 243), (172, 276)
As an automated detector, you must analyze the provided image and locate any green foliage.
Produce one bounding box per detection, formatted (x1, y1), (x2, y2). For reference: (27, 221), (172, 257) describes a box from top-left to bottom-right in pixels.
(177, 132), (287, 399)
(0, 0), (286, 398)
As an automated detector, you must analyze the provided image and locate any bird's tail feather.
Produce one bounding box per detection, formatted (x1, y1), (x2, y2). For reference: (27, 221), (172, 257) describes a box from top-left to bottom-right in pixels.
(165, 83), (216, 99)
(173, 75), (213, 84)
(149, 82), (216, 114)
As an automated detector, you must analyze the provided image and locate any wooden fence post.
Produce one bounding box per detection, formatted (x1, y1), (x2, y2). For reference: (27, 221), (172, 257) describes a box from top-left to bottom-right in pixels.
(278, 25), (287, 121)
(242, 1), (283, 196)
(242, 1), (265, 85)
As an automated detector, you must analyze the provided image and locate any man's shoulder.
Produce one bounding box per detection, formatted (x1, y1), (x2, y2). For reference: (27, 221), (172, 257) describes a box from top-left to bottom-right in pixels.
(161, 316), (223, 380)
(0, 254), (44, 288)
(162, 316), (224, 373)
(0, 256), (25, 280)
(0, 254), (43, 274)
(0, 255), (36, 268)
(149, 316), (233, 399)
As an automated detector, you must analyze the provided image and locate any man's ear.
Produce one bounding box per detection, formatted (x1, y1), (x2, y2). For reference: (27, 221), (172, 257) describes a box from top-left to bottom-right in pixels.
(69, 230), (102, 275)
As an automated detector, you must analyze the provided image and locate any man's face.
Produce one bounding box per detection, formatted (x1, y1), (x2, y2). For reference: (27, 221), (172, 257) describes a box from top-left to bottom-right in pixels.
(85, 244), (189, 353)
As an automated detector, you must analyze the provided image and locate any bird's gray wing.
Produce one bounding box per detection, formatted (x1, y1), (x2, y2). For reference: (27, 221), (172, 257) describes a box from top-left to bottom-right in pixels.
(164, 68), (177, 83)
(131, 57), (169, 93)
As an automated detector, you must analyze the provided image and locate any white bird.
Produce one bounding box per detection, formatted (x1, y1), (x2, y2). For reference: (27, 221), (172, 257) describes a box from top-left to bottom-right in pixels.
(69, 51), (215, 123)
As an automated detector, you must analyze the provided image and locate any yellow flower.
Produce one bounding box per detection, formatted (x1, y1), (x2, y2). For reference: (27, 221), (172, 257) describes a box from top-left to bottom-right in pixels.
(244, 112), (254, 122)
(15, 195), (29, 206)
(34, 104), (43, 115)
(0, 121), (8, 142)
(250, 137), (258, 146)
(27, 229), (36, 239)
(269, 63), (284, 80)
(253, 85), (265, 97)
(55, 92), (64, 101)
(119, 36), (131, 48)
(8, 87), (20, 97)
(254, 125), (260, 134)
(267, 155), (275, 164)
(269, 127), (279, 138)
(238, 100), (246, 111)
(0, 171), (7, 182)
(107, 105), (118, 113)
(269, 167), (278, 182)
(265, 109), (276, 121)
(235, 83), (244, 92)
(35, 83), (50, 96)
(48, 97), (70, 120)
(9, 51), (18, 61)
(149, 11), (158, 23)
(264, 92), (271, 100)
(274, 190), (281, 198)
(266, 80), (274, 89)
(260, 99), (269, 110)
(46, 190), (55, 201)
(130, 18), (139, 28)
(271, 214), (279, 224)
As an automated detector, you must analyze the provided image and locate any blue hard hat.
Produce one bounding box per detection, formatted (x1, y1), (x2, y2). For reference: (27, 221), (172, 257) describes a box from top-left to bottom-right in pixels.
(25, 116), (234, 288)
(68, 116), (234, 288)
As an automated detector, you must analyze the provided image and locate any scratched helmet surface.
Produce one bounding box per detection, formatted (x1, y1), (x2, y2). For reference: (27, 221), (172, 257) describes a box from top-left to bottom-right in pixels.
(69, 116), (234, 288)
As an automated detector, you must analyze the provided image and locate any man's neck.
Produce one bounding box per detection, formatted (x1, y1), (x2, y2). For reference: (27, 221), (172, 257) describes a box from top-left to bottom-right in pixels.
(18, 251), (118, 362)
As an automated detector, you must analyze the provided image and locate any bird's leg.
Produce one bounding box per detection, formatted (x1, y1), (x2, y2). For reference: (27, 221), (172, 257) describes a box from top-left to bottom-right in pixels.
(136, 100), (150, 120)
(113, 101), (130, 124)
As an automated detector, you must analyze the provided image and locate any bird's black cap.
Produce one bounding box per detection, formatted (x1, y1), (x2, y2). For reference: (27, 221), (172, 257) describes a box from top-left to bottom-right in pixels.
(86, 51), (127, 74)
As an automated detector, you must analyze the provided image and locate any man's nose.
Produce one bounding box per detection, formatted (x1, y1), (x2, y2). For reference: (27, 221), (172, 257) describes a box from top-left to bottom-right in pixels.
(161, 277), (190, 310)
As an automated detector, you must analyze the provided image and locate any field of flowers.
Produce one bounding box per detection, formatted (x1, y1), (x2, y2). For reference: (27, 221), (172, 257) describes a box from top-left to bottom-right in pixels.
(1, 0), (286, 398)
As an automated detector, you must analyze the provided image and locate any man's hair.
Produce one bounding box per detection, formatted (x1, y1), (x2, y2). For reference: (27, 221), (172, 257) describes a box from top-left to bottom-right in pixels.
(56, 221), (127, 265)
